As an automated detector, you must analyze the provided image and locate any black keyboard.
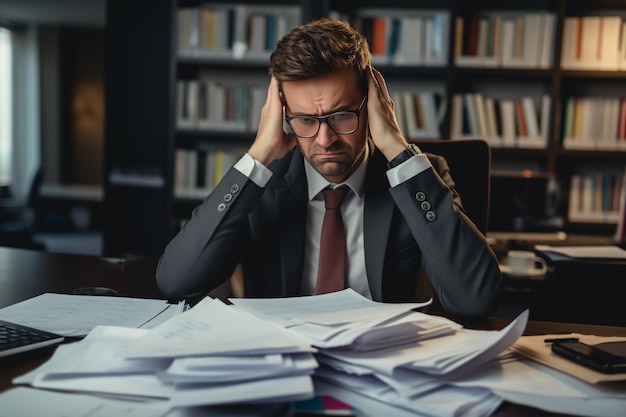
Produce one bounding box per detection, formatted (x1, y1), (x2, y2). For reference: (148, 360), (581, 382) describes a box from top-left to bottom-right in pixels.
(0, 320), (64, 358)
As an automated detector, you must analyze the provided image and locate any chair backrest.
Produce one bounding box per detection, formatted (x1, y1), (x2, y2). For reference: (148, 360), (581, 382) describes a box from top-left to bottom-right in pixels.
(413, 139), (491, 234)
(26, 166), (45, 208)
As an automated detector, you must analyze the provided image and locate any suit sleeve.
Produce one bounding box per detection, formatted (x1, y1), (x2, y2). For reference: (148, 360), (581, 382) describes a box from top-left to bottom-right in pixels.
(156, 167), (264, 301)
(389, 154), (502, 317)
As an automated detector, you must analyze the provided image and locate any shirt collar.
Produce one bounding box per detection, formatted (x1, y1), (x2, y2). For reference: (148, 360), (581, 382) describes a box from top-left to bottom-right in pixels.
(304, 142), (369, 201)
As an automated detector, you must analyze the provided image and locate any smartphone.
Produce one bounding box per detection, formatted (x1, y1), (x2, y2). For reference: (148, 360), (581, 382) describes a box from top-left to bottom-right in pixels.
(551, 341), (626, 374)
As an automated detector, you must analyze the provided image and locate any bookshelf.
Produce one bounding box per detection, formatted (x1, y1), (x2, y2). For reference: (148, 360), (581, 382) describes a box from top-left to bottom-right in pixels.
(103, 0), (626, 257)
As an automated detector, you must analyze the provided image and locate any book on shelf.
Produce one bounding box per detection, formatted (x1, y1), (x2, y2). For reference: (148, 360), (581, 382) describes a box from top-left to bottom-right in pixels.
(353, 9), (449, 67)
(568, 172), (625, 224)
(177, 4), (300, 60)
(562, 96), (626, 150)
(174, 148), (246, 198)
(615, 165), (626, 242)
(455, 12), (555, 69)
(561, 15), (624, 70)
(395, 90), (442, 139)
(450, 93), (549, 148)
(176, 78), (266, 133)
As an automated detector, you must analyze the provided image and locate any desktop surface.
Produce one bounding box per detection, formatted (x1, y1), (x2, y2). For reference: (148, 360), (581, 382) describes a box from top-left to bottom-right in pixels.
(0, 246), (163, 310)
(0, 246), (625, 417)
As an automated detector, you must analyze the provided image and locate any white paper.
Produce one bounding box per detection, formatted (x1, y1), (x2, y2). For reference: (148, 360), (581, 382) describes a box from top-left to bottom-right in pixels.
(319, 310), (528, 376)
(160, 353), (317, 383)
(0, 387), (169, 417)
(119, 297), (313, 359)
(230, 288), (431, 326)
(0, 293), (169, 336)
(170, 375), (313, 407)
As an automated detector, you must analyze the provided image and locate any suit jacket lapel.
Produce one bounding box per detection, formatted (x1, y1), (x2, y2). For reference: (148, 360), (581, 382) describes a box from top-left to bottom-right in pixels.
(276, 152), (308, 296)
(363, 150), (395, 301)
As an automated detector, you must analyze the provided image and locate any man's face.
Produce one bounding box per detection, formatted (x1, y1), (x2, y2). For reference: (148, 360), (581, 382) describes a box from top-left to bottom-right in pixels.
(281, 68), (368, 184)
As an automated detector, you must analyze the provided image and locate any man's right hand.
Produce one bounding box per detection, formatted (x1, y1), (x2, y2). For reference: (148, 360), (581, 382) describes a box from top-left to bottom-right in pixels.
(247, 77), (297, 166)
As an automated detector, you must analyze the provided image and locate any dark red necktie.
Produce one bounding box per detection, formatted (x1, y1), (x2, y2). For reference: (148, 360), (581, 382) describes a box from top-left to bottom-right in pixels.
(316, 187), (349, 294)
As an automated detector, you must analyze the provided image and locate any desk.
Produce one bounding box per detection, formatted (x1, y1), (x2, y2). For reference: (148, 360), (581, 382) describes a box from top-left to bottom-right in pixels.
(0, 246), (162, 310)
(0, 246), (625, 417)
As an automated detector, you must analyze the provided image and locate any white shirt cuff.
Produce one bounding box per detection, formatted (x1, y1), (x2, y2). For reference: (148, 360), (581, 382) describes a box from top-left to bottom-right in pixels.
(234, 153), (273, 187)
(386, 153), (431, 187)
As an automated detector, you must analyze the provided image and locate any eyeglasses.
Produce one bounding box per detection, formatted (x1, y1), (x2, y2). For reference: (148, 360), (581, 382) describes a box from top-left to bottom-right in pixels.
(285, 95), (367, 138)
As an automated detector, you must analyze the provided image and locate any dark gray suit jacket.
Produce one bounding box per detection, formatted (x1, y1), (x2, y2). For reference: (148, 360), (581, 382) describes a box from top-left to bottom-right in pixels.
(157, 147), (501, 317)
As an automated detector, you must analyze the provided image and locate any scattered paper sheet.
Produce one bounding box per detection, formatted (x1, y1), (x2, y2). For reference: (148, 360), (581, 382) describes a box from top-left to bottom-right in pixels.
(0, 293), (169, 336)
(119, 297), (313, 359)
(453, 353), (626, 417)
(0, 387), (169, 417)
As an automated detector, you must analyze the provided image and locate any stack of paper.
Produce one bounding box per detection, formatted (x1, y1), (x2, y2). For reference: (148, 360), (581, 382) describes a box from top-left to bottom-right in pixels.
(230, 289), (453, 349)
(231, 289), (529, 417)
(12, 297), (317, 408)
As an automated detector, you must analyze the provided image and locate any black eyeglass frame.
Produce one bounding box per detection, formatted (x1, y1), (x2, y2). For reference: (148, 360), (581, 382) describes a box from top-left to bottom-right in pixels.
(284, 95), (368, 138)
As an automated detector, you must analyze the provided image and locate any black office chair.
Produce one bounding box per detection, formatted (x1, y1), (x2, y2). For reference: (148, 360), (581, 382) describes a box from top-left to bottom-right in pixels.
(0, 166), (46, 250)
(411, 139), (492, 309)
(413, 139), (491, 234)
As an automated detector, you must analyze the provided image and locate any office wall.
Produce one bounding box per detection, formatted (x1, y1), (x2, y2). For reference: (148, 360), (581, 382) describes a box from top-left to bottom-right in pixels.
(58, 26), (105, 185)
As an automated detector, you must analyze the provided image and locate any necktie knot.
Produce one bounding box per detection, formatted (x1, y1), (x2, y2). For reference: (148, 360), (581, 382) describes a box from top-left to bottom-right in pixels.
(322, 187), (349, 210)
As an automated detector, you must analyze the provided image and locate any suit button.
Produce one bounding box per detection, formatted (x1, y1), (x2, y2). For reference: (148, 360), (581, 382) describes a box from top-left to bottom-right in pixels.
(217, 202), (227, 212)
(415, 191), (426, 201)
(426, 210), (437, 221)
(420, 201), (431, 211)
(224, 193), (233, 202)
(230, 184), (240, 193)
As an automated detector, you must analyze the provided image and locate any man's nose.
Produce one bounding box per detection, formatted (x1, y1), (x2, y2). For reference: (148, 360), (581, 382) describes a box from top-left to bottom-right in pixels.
(315, 121), (339, 148)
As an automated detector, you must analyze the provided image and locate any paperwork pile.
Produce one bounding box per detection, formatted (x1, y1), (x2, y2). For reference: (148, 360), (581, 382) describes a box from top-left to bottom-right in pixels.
(231, 289), (529, 417)
(6, 289), (624, 417)
(12, 297), (317, 408)
(229, 289), (452, 349)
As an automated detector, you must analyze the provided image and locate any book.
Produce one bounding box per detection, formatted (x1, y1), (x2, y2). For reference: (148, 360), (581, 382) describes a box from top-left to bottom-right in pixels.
(522, 97), (540, 139)
(396, 17), (423, 65)
(450, 94), (464, 138)
(499, 100), (516, 146)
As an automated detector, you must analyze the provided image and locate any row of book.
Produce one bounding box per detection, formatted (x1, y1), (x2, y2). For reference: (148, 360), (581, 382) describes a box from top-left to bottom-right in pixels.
(561, 16), (626, 71)
(450, 93), (550, 148)
(562, 97), (626, 150)
(176, 79), (265, 132)
(174, 148), (245, 198)
(454, 13), (556, 69)
(177, 4), (300, 60)
(350, 11), (449, 66)
(568, 172), (625, 224)
(389, 91), (443, 139)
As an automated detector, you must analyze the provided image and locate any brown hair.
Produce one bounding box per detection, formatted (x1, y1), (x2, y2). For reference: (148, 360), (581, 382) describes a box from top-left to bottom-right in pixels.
(269, 18), (371, 93)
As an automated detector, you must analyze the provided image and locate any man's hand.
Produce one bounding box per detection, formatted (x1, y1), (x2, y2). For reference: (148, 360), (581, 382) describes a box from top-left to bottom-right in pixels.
(248, 77), (297, 166)
(366, 66), (414, 162)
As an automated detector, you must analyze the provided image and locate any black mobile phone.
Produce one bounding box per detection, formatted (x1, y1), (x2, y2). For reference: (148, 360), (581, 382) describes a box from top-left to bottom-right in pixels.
(551, 341), (626, 374)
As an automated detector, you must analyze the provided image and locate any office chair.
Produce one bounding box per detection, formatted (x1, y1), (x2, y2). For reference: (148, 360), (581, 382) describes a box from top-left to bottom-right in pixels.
(0, 166), (46, 250)
(411, 139), (492, 309)
(413, 139), (491, 235)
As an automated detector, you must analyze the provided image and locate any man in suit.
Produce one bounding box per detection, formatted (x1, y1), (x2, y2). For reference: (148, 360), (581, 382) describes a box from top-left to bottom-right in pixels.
(157, 18), (501, 317)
